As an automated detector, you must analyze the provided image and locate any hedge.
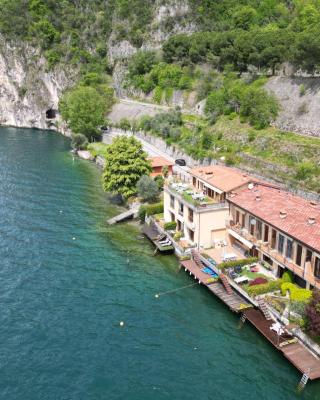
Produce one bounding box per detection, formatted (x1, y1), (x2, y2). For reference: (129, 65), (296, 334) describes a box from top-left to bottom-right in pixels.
(281, 282), (312, 302)
(282, 270), (294, 283)
(217, 257), (259, 270)
(164, 221), (177, 230)
(138, 202), (164, 222)
(246, 279), (283, 297)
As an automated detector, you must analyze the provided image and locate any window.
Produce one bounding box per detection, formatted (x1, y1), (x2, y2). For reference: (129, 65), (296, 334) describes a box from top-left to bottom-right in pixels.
(286, 239), (293, 260)
(170, 212), (175, 222)
(188, 229), (195, 242)
(306, 249), (312, 263)
(241, 213), (245, 228)
(249, 216), (255, 236)
(256, 220), (262, 240)
(170, 195), (174, 209)
(278, 234), (285, 254)
(315, 257), (320, 279)
(236, 210), (240, 224)
(188, 208), (193, 223)
(264, 225), (269, 242)
(178, 202), (184, 216)
(193, 177), (196, 187)
(296, 244), (302, 266)
(271, 229), (277, 249)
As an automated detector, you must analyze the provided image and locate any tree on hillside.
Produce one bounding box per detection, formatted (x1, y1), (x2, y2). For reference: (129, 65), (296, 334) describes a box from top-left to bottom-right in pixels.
(59, 85), (114, 140)
(305, 290), (320, 336)
(102, 136), (152, 199)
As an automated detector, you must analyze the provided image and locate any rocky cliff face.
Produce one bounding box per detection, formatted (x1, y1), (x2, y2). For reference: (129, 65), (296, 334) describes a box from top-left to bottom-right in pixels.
(0, 37), (76, 134)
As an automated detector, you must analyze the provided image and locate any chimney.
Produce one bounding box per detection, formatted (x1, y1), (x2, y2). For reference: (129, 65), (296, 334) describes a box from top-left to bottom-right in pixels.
(256, 195), (261, 201)
(279, 210), (287, 219)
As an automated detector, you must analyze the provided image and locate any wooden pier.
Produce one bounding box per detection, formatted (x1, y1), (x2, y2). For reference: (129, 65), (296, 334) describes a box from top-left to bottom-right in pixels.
(107, 207), (139, 225)
(244, 308), (320, 380)
(180, 259), (252, 312)
(181, 254), (320, 381)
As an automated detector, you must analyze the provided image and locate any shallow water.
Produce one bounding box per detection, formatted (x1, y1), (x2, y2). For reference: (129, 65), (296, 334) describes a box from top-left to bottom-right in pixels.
(0, 127), (319, 400)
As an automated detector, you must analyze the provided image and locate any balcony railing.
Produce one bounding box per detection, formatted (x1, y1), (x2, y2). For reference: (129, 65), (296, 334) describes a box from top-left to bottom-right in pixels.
(166, 185), (227, 211)
(227, 222), (305, 278)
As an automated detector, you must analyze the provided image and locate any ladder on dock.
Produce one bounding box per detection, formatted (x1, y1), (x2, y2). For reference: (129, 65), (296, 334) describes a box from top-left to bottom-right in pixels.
(220, 273), (233, 295)
(298, 370), (310, 391)
(258, 299), (273, 321)
(107, 207), (139, 225)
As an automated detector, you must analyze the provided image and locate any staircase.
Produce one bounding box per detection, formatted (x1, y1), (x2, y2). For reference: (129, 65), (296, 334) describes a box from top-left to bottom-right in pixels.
(191, 249), (203, 268)
(220, 273), (233, 295)
(258, 299), (273, 321)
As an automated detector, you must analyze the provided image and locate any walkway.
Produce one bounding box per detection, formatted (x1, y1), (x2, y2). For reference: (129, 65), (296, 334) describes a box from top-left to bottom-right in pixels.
(181, 254), (320, 381)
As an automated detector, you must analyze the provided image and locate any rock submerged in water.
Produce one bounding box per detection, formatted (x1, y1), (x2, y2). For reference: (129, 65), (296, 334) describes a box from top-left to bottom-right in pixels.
(77, 150), (94, 161)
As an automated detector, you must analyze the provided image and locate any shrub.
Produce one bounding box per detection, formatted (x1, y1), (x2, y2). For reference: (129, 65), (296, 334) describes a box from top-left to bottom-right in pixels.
(217, 257), (258, 270)
(164, 221), (177, 230)
(174, 231), (183, 241)
(249, 277), (268, 286)
(281, 282), (312, 302)
(153, 86), (163, 104)
(71, 133), (88, 150)
(117, 118), (131, 131)
(240, 87), (279, 129)
(299, 84), (306, 96)
(246, 279), (283, 297)
(136, 175), (159, 202)
(138, 202), (163, 222)
(154, 175), (165, 190)
(282, 270), (294, 283)
(305, 290), (320, 336)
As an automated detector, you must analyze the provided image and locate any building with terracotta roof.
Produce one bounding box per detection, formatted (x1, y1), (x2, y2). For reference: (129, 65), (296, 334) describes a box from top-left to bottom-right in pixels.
(227, 182), (320, 289)
(149, 156), (173, 177)
(163, 165), (254, 249)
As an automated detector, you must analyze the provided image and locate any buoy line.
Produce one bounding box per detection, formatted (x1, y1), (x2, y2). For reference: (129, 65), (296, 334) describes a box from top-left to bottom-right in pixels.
(155, 282), (200, 298)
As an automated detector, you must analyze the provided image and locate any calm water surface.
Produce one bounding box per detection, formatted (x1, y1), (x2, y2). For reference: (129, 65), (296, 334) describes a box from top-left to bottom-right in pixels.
(0, 127), (319, 400)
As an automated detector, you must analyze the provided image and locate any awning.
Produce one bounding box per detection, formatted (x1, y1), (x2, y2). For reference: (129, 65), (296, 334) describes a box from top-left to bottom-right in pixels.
(227, 228), (254, 249)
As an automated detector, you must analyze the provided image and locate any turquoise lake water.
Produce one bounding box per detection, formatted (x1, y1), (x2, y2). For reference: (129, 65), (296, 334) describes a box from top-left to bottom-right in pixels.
(0, 127), (319, 400)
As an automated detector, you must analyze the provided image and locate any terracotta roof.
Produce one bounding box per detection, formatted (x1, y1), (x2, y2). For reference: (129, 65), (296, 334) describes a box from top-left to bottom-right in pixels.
(190, 165), (253, 193)
(228, 183), (320, 252)
(149, 156), (173, 168)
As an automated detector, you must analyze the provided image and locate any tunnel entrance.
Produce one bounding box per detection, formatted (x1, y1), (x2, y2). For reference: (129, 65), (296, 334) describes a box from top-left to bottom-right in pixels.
(46, 108), (57, 119)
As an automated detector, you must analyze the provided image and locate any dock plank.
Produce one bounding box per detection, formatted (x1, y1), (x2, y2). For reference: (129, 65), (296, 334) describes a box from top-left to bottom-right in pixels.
(244, 308), (320, 380)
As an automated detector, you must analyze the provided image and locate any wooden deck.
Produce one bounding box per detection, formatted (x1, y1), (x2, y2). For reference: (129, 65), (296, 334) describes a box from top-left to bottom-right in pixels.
(181, 257), (320, 381)
(180, 260), (252, 312)
(107, 207), (139, 225)
(244, 308), (320, 380)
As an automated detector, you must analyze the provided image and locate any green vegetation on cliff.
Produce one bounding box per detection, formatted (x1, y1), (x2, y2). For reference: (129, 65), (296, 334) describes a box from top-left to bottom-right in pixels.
(132, 109), (320, 193)
(59, 74), (114, 140)
(2, 1), (320, 74)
